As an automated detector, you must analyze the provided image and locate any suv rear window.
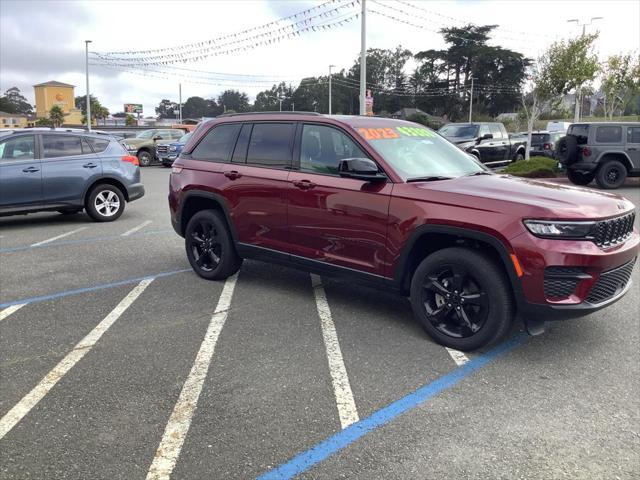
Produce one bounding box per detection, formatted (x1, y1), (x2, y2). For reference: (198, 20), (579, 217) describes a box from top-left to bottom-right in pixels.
(595, 126), (622, 143)
(191, 124), (241, 162)
(246, 123), (294, 167)
(531, 133), (550, 145)
(567, 124), (589, 145)
(86, 138), (110, 153)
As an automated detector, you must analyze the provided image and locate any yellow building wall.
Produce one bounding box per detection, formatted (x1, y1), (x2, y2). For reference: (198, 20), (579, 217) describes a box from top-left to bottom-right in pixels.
(0, 115), (28, 128)
(34, 84), (85, 125)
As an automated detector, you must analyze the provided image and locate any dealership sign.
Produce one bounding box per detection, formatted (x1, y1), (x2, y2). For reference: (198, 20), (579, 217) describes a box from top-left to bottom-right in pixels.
(124, 103), (143, 114)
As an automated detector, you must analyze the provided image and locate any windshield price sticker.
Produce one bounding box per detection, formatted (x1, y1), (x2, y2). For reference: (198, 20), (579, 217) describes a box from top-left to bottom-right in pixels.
(358, 126), (436, 140)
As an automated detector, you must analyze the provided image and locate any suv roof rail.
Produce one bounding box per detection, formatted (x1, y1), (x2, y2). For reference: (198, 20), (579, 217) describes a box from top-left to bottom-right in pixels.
(218, 111), (323, 118)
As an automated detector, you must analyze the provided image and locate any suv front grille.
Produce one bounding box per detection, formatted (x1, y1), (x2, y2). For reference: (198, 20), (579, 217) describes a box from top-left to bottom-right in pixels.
(586, 258), (636, 304)
(156, 144), (169, 154)
(592, 212), (635, 248)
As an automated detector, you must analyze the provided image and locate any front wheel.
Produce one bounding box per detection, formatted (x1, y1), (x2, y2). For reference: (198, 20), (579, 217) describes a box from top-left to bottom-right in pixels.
(567, 169), (594, 186)
(410, 247), (514, 351)
(595, 160), (627, 189)
(514, 152), (525, 161)
(137, 150), (153, 167)
(185, 210), (242, 280)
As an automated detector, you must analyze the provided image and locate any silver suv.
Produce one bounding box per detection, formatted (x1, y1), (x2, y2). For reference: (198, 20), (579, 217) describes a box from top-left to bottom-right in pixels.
(557, 122), (640, 189)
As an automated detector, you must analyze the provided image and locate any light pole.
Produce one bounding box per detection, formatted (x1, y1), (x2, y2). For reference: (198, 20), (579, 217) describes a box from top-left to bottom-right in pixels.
(567, 17), (603, 121)
(468, 76), (475, 123)
(85, 40), (92, 131)
(268, 95), (284, 111)
(328, 64), (335, 115)
(178, 83), (183, 124)
(359, 0), (366, 115)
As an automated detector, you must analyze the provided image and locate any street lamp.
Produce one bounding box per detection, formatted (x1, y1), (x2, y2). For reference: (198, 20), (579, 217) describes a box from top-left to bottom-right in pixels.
(329, 64), (336, 115)
(567, 17), (603, 36)
(267, 95), (284, 112)
(85, 40), (92, 131)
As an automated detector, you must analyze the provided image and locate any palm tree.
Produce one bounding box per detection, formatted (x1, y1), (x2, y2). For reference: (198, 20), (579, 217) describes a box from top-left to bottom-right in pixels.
(49, 105), (66, 128)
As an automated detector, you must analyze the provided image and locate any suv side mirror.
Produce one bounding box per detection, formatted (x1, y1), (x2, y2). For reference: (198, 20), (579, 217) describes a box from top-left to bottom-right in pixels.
(338, 158), (387, 182)
(479, 133), (493, 141)
(153, 135), (162, 141)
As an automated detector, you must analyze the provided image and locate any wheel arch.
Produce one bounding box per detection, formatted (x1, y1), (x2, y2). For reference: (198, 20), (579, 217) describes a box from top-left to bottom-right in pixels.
(596, 151), (633, 171)
(178, 190), (238, 243)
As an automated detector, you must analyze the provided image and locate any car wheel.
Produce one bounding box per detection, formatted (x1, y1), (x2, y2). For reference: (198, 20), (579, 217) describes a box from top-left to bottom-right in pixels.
(137, 150), (153, 167)
(567, 169), (594, 186)
(57, 209), (83, 215)
(515, 152), (525, 161)
(185, 210), (242, 281)
(85, 184), (125, 222)
(595, 160), (627, 189)
(410, 247), (514, 351)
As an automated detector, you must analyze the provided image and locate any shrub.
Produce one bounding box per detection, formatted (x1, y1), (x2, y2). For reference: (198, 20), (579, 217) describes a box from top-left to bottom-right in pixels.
(406, 113), (444, 130)
(502, 156), (560, 178)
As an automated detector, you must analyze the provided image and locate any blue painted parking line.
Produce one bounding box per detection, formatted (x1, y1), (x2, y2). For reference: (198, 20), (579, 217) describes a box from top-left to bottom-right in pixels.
(257, 333), (528, 480)
(0, 229), (174, 254)
(0, 268), (192, 308)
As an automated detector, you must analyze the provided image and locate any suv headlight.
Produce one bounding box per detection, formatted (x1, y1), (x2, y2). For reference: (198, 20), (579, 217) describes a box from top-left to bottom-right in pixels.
(524, 220), (594, 239)
(169, 145), (177, 152)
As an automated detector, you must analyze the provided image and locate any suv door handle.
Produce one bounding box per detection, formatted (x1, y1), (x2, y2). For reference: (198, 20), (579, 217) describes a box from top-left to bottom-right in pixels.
(83, 162), (98, 169)
(628, 147), (638, 151)
(292, 180), (316, 190)
(224, 170), (242, 180)
(22, 167), (39, 173)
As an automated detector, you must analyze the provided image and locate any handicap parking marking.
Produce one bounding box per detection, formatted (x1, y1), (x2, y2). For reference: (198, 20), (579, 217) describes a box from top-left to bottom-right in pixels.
(257, 333), (528, 480)
(146, 274), (238, 480)
(30, 226), (88, 247)
(0, 279), (153, 440)
(445, 347), (470, 366)
(311, 274), (359, 429)
(0, 304), (26, 322)
(121, 220), (153, 237)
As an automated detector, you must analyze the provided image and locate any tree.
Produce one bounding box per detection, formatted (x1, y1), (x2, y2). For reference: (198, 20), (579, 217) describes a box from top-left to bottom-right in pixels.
(181, 96), (222, 118)
(0, 87), (33, 114)
(35, 117), (53, 127)
(156, 99), (179, 119)
(601, 53), (640, 119)
(75, 95), (109, 125)
(49, 105), (66, 127)
(112, 112), (127, 118)
(217, 90), (249, 113)
(125, 114), (137, 126)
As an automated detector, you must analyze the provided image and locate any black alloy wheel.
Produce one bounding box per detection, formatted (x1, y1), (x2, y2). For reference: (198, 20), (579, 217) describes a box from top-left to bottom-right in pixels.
(189, 219), (222, 273)
(567, 169), (594, 186)
(595, 160), (627, 189)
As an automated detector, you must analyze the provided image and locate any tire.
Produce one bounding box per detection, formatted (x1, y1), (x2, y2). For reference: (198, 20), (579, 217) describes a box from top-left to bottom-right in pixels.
(567, 169), (594, 186)
(409, 247), (514, 351)
(595, 160), (627, 189)
(185, 210), (242, 281)
(137, 150), (153, 167)
(514, 152), (525, 161)
(57, 209), (83, 215)
(556, 136), (578, 164)
(85, 184), (125, 222)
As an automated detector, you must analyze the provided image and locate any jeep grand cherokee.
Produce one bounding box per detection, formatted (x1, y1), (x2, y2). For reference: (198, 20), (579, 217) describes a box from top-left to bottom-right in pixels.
(168, 113), (638, 351)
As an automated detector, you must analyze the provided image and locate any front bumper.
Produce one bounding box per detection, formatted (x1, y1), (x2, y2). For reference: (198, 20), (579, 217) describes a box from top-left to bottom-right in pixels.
(127, 183), (145, 202)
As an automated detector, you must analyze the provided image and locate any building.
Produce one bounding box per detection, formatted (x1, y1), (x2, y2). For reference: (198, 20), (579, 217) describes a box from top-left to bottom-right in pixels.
(33, 80), (84, 125)
(0, 111), (30, 128)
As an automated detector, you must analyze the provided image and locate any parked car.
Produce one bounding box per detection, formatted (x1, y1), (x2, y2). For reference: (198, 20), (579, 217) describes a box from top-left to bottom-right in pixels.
(157, 132), (193, 167)
(168, 112), (638, 351)
(121, 128), (186, 167)
(546, 121), (572, 133)
(0, 130), (144, 221)
(438, 122), (527, 165)
(528, 131), (565, 158)
(557, 122), (640, 189)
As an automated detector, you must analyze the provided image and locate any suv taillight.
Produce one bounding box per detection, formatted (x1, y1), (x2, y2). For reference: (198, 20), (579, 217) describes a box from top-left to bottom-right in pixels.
(543, 143), (552, 150)
(582, 147), (591, 157)
(121, 155), (139, 166)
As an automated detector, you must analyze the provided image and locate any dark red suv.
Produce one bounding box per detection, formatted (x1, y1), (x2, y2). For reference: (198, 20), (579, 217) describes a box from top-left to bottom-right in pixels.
(169, 113), (638, 350)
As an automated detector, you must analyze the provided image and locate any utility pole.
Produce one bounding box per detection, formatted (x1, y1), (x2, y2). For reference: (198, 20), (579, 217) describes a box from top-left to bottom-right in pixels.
(328, 64), (335, 115)
(468, 76), (474, 123)
(359, 0), (366, 115)
(567, 17), (603, 122)
(85, 40), (92, 131)
(178, 83), (183, 124)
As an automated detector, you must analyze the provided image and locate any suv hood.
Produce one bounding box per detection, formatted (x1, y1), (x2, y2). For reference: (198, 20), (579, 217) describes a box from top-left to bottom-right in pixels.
(408, 174), (636, 220)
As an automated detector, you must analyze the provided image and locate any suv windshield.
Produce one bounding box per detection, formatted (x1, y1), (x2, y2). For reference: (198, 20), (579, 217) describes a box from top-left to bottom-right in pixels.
(356, 124), (485, 180)
(136, 130), (155, 139)
(179, 132), (192, 143)
(438, 124), (479, 138)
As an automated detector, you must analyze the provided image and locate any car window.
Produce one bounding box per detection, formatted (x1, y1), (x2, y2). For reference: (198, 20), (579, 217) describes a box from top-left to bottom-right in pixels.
(478, 124), (491, 138)
(157, 130), (174, 139)
(172, 130), (184, 139)
(43, 135), (85, 158)
(300, 124), (367, 175)
(231, 123), (252, 163)
(595, 126), (622, 143)
(178, 132), (192, 143)
(489, 124), (503, 139)
(86, 137), (110, 153)
(627, 127), (640, 144)
(0, 135), (35, 161)
(246, 123), (294, 168)
(438, 125), (478, 138)
(567, 124), (589, 145)
(191, 124), (241, 162)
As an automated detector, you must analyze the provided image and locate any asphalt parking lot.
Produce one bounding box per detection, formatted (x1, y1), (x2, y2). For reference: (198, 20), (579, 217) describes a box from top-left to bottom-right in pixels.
(1, 168), (638, 480)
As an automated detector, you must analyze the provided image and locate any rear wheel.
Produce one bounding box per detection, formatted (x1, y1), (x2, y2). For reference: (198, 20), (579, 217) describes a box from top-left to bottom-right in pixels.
(567, 169), (594, 186)
(85, 184), (125, 222)
(137, 150), (153, 167)
(595, 160), (627, 189)
(185, 210), (242, 280)
(514, 152), (525, 161)
(410, 247), (514, 351)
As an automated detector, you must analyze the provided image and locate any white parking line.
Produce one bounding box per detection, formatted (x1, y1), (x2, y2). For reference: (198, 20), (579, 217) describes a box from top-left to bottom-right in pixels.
(121, 220), (153, 237)
(30, 227), (87, 247)
(445, 347), (470, 367)
(311, 274), (359, 429)
(146, 274), (238, 480)
(0, 304), (26, 322)
(0, 279), (152, 440)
